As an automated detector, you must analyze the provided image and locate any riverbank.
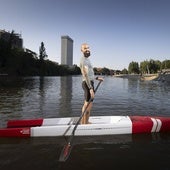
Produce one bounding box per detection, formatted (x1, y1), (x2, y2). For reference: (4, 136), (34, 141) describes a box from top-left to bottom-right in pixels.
(113, 74), (140, 79)
(114, 73), (170, 83)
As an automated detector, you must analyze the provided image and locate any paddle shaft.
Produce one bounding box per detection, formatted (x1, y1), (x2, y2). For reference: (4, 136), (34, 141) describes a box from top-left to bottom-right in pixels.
(59, 80), (102, 162)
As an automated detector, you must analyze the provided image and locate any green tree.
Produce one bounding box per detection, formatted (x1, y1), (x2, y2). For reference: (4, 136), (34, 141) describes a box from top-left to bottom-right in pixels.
(39, 42), (47, 61)
(161, 60), (170, 69)
(128, 61), (139, 74)
(101, 67), (111, 75)
(140, 59), (161, 74)
(140, 60), (149, 74)
(149, 59), (161, 73)
(121, 68), (128, 74)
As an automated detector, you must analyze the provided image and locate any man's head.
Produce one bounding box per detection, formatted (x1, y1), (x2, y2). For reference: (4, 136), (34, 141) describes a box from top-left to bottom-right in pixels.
(81, 43), (91, 58)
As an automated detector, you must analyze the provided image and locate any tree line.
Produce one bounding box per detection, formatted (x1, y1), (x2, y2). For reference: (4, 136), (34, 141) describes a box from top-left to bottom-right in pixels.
(94, 59), (170, 76)
(1, 30), (169, 76)
(0, 31), (80, 76)
(128, 59), (170, 74)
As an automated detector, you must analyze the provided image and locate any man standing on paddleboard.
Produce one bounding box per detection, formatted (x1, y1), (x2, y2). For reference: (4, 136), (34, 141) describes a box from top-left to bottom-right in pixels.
(80, 43), (103, 124)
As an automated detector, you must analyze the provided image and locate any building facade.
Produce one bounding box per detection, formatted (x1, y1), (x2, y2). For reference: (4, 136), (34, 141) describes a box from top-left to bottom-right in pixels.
(61, 35), (73, 66)
(0, 29), (23, 49)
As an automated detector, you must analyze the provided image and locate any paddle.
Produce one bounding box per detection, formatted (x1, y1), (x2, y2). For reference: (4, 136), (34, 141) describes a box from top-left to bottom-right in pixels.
(59, 79), (102, 162)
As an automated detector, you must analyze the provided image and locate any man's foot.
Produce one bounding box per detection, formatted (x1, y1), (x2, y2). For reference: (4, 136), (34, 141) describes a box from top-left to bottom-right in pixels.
(80, 121), (91, 124)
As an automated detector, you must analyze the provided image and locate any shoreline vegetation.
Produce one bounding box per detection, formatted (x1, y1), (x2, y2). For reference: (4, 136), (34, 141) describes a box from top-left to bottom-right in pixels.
(1, 30), (170, 77)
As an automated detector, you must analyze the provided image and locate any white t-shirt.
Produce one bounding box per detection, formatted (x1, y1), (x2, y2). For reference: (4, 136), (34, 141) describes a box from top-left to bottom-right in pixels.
(80, 56), (94, 88)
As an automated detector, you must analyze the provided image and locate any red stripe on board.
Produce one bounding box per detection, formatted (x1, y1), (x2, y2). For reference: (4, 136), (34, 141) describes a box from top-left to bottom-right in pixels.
(130, 116), (153, 134)
(7, 119), (43, 128)
(155, 117), (170, 132)
(0, 127), (31, 137)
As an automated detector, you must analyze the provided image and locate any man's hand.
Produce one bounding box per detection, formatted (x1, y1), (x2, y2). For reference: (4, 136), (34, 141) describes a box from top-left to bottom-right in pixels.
(96, 77), (104, 81)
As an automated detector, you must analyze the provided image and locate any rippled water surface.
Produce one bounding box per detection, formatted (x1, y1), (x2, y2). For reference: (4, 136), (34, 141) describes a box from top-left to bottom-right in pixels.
(0, 76), (170, 170)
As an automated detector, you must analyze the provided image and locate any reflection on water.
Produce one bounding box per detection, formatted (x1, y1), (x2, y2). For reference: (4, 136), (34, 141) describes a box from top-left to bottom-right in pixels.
(59, 76), (72, 117)
(0, 76), (170, 126)
(0, 133), (170, 170)
(0, 76), (170, 170)
(0, 76), (170, 124)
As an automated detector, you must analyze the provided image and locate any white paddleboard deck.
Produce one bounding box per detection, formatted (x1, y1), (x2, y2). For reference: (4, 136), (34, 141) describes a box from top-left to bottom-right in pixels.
(1, 115), (170, 137)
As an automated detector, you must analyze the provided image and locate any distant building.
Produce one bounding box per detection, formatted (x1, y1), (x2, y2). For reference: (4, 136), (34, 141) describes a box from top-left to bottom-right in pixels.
(0, 29), (23, 49)
(61, 35), (73, 66)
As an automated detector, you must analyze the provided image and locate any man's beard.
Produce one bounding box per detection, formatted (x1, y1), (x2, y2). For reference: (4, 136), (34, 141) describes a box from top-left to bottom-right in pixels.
(84, 51), (90, 58)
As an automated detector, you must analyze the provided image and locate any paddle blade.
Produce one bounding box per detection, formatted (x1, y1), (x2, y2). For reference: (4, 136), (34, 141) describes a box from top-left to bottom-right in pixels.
(59, 143), (73, 162)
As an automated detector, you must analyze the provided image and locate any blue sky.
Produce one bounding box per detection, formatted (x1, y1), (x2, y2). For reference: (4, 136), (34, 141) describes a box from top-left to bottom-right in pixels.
(0, 0), (170, 70)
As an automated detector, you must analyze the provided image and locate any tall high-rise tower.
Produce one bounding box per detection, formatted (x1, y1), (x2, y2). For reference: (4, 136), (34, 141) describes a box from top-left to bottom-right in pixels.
(61, 35), (73, 66)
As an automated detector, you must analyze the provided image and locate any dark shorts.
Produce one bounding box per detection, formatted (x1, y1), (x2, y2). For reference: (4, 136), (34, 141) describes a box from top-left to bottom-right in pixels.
(82, 81), (94, 102)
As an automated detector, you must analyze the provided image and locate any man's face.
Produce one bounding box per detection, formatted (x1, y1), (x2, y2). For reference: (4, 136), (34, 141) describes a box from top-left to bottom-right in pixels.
(82, 45), (90, 57)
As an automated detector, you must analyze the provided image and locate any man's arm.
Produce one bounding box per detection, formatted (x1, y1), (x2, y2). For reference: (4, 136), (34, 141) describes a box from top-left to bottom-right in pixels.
(82, 66), (93, 89)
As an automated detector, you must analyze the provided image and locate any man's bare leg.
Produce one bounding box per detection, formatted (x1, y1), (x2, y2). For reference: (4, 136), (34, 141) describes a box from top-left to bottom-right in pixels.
(81, 101), (93, 124)
(85, 102), (92, 124)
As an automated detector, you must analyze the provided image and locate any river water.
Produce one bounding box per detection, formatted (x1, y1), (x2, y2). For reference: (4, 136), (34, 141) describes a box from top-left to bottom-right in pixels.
(0, 76), (170, 170)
